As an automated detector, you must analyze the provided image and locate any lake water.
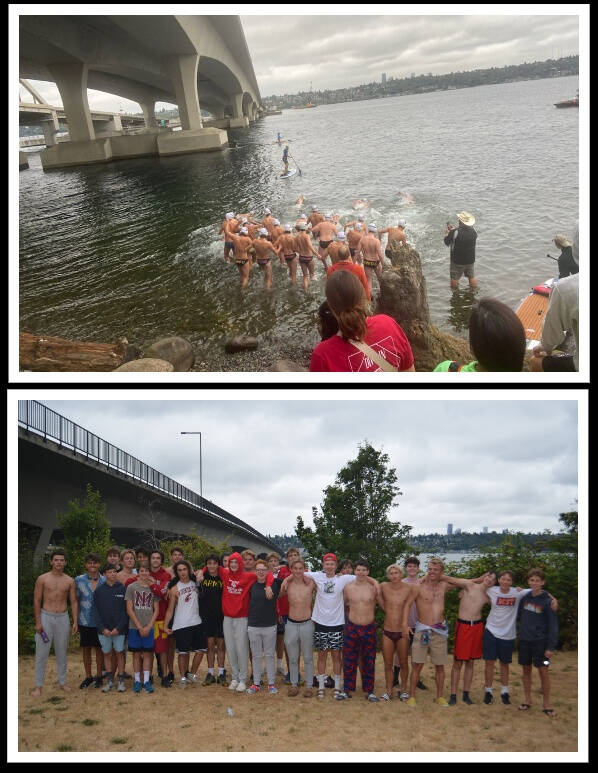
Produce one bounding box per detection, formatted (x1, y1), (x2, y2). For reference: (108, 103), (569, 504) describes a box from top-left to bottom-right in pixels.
(19, 76), (579, 369)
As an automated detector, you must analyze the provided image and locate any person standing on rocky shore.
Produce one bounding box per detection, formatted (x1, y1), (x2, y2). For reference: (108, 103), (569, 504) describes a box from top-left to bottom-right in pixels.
(356, 224), (385, 295)
(379, 219), (408, 259)
(444, 212), (478, 290)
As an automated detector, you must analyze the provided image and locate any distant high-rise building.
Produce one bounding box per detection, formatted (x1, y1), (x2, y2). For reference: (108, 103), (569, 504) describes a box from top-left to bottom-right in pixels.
(447, 523), (453, 535)
(483, 527), (488, 534)
(381, 73), (387, 85)
(455, 528), (462, 534)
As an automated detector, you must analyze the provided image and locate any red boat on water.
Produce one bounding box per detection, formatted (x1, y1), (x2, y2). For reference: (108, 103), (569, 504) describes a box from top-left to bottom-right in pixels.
(555, 90), (579, 108)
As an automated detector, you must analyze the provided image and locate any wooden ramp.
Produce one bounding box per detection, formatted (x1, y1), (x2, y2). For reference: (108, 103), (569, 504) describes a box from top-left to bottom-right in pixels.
(516, 291), (549, 342)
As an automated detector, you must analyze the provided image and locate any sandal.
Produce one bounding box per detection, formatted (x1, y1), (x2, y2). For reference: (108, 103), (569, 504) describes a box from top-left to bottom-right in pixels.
(542, 708), (557, 717)
(518, 703), (531, 711)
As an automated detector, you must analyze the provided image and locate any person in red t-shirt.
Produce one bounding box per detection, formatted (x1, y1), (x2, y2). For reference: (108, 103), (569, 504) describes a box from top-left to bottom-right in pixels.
(148, 550), (175, 688)
(326, 243), (371, 300)
(310, 270), (416, 372)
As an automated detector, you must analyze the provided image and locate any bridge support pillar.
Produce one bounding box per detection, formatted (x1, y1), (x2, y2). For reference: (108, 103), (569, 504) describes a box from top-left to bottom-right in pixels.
(93, 114), (123, 138)
(140, 102), (159, 129)
(47, 61), (95, 142)
(157, 127), (228, 156)
(230, 94), (249, 128)
(165, 54), (203, 130)
(19, 151), (29, 170)
(40, 112), (60, 147)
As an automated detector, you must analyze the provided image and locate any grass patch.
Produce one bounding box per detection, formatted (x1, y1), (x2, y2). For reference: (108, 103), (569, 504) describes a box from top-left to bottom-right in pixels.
(55, 706), (68, 711)
(181, 724), (191, 729)
(26, 708), (44, 715)
(55, 744), (73, 752)
(45, 696), (64, 704)
(82, 719), (99, 726)
(111, 737), (127, 745)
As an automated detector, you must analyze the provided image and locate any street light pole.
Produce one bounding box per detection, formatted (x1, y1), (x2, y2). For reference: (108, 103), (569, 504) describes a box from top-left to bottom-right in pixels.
(180, 431), (202, 503)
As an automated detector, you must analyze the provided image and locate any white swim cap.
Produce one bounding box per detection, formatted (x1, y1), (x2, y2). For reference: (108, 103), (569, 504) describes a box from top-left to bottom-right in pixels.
(239, 227), (248, 235)
(241, 218), (248, 224)
(355, 223), (363, 230)
(368, 223), (377, 231)
(337, 231), (346, 240)
(273, 219), (280, 226)
(284, 224), (292, 232)
(264, 208), (271, 215)
(357, 215), (365, 221)
(312, 205), (318, 211)
(226, 212), (234, 220)
(398, 219), (406, 227)
(300, 213), (306, 219)
(298, 223), (307, 230)
(325, 213), (332, 220)
(259, 227), (268, 236)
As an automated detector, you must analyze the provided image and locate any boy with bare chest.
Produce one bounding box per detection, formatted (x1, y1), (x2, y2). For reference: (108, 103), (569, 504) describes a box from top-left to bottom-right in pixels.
(380, 564), (416, 700)
(279, 559), (317, 696)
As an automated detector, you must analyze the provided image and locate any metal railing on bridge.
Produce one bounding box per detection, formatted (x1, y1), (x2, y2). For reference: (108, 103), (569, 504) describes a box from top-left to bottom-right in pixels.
(18, 400), (271, 545)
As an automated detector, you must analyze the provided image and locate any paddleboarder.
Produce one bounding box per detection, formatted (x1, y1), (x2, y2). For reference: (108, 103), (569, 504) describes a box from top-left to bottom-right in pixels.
(281, 145), (289, 176)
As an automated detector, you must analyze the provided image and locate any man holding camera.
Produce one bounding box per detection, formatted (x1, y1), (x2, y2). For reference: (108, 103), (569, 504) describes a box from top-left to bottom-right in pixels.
(444, 212), (478, 290)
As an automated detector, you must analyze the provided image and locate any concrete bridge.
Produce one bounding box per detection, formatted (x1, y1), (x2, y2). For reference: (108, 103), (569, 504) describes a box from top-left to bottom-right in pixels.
(19, 15), (264, 170)
(18, 401), (281, 562)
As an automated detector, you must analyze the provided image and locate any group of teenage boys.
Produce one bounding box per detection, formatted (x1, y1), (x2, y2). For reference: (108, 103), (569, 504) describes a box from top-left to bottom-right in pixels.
(30, 545), (558, 716)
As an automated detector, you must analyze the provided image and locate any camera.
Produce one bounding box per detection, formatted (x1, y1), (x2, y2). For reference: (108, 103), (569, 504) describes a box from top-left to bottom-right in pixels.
(542, 659), (550, 667)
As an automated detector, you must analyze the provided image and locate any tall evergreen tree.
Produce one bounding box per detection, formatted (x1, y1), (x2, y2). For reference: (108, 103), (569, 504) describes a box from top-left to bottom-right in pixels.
(296, 442), (412, 577)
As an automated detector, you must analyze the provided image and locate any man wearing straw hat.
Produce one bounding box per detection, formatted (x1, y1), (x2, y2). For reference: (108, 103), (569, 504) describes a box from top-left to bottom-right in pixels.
(444, 211), (478, 290)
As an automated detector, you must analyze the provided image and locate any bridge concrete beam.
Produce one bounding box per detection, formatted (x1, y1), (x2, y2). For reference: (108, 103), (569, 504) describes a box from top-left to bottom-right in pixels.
(165, 53), (202, 131)
(40, 112), (60, 147)
(140, 101), (158, 129)
(47, 61), (95, 142)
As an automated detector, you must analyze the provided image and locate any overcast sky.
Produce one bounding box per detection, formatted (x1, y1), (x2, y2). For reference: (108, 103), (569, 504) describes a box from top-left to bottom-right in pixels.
(18, 11), (579, 112)
(34, 398), (578, 541)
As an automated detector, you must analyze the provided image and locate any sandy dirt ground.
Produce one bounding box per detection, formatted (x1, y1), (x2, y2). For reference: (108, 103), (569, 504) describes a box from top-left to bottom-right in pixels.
(17, 650), (577, 753)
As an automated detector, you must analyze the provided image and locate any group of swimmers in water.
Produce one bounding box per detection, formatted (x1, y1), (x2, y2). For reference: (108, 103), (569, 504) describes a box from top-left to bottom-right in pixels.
(218, 204), (409, 292)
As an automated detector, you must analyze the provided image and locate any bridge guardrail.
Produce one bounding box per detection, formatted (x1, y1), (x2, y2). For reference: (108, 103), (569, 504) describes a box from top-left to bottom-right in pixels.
(18, 400), (272, 546)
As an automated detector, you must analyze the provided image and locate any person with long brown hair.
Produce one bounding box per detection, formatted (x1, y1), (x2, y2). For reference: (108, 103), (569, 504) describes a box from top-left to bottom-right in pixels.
(309, 270), (415, 372)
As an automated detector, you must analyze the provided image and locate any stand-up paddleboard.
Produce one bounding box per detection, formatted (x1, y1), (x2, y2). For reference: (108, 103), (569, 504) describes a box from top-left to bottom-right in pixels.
(515, 278), (555, 348)
(280, 169), (298, 179)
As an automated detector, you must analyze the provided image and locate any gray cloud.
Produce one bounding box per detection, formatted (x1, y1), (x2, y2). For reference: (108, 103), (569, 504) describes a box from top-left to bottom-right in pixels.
(38, 399), (578, 539)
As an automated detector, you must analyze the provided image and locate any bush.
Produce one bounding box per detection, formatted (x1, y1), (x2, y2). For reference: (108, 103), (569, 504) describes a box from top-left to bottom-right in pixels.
(159, 532), (231, 573)
(56, 484), (112, 578)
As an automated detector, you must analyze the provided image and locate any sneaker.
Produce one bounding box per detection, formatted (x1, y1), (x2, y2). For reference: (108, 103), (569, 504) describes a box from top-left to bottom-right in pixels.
(268, 685), (278, 695)
(94, 677), (103, 688)
(161, 676), (172, 688)
(133, 681), (142, 694)
(380, 692), (391, 701)
(462, 693), (474, 705)
(484, 691), (494, 705)
(501, 692), (511, 705)
(167, 671), (175, 684)
(236, 681), (247, 693)
(203, 673), (216, 685)
(325, 676), (335, 689)
(79, 677), (95, 689)
(303, 688), (314, 698)
(288, 686), (299, 697)
(283, 673), (292, 685)
(185, 672), (201, 684)
(367, 693), (379, 702)
(335, 691), (348, 701)
(448, 694), (457, 706)
(246, 684), (260, 694)
(416, 679), (427, 690)
(101, 681), (114, 693)
(399, 692), (410, 701)
(143, 680), (154, 693)
(117, 681), (126, 692)
(228, 679), (239, 691)
(407, 696), (416, 707)
(435, 697), (449, 707)
(217, 672), (228, 686)
(179, 677), (188, 690)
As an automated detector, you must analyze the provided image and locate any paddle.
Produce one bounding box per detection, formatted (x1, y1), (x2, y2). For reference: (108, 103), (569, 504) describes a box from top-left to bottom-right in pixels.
(546, 253), (559, 262)
(287, 151), (302, 176)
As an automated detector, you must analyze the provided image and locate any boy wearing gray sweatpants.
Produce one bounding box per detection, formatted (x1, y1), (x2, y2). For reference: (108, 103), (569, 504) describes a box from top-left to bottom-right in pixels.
(285, 619), (315, 690)
(31, 550), (78, 697)
(279, 560), (318, 697)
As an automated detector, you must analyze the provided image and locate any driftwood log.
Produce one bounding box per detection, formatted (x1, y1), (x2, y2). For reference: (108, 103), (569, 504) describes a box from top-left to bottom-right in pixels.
(377, 243), (472, 371)
(19, 331), (139, 372)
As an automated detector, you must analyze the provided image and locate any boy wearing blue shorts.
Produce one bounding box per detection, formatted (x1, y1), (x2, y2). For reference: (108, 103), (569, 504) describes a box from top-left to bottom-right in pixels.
(93, 565), (128, 692)
(125, 562), (160, 694)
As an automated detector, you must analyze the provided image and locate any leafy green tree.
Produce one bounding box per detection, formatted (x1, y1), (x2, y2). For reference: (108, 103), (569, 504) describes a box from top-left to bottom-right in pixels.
(159, 532), (230, 572)
(56, 484), (112, 578)
(296, 442), (412, 577)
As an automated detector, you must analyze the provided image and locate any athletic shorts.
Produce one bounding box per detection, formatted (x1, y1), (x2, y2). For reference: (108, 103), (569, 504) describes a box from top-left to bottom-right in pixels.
(128, 627), (155, 652)
(79, 625), (101, 648)
(174, 624), (206, 654)
(313, 622), (344, 651)
(153, 620), (170, 654)
(277, 615), (289, 635)
(203, 617), (224, 639)
(411, 629), (448, 665)
(517, 639), (547, 668)
(453, 619), (484, 661)
(450, 261), (475, 280)
(483, 629), (515, 663)
(319, 240), (332, 249)
(98, 633), (126, 654)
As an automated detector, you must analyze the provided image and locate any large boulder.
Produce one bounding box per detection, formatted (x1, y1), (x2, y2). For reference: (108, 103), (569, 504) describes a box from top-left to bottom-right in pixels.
(19, 332), (139, 372)
(144, 336), (194, 371)
(225, 336), (258, 354)
(377, 243), (472, 371)
(114, 358), (174, 372)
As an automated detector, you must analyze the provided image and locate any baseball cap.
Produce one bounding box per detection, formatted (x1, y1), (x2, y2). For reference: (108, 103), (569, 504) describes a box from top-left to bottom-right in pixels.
(322, 553), (337, 563)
